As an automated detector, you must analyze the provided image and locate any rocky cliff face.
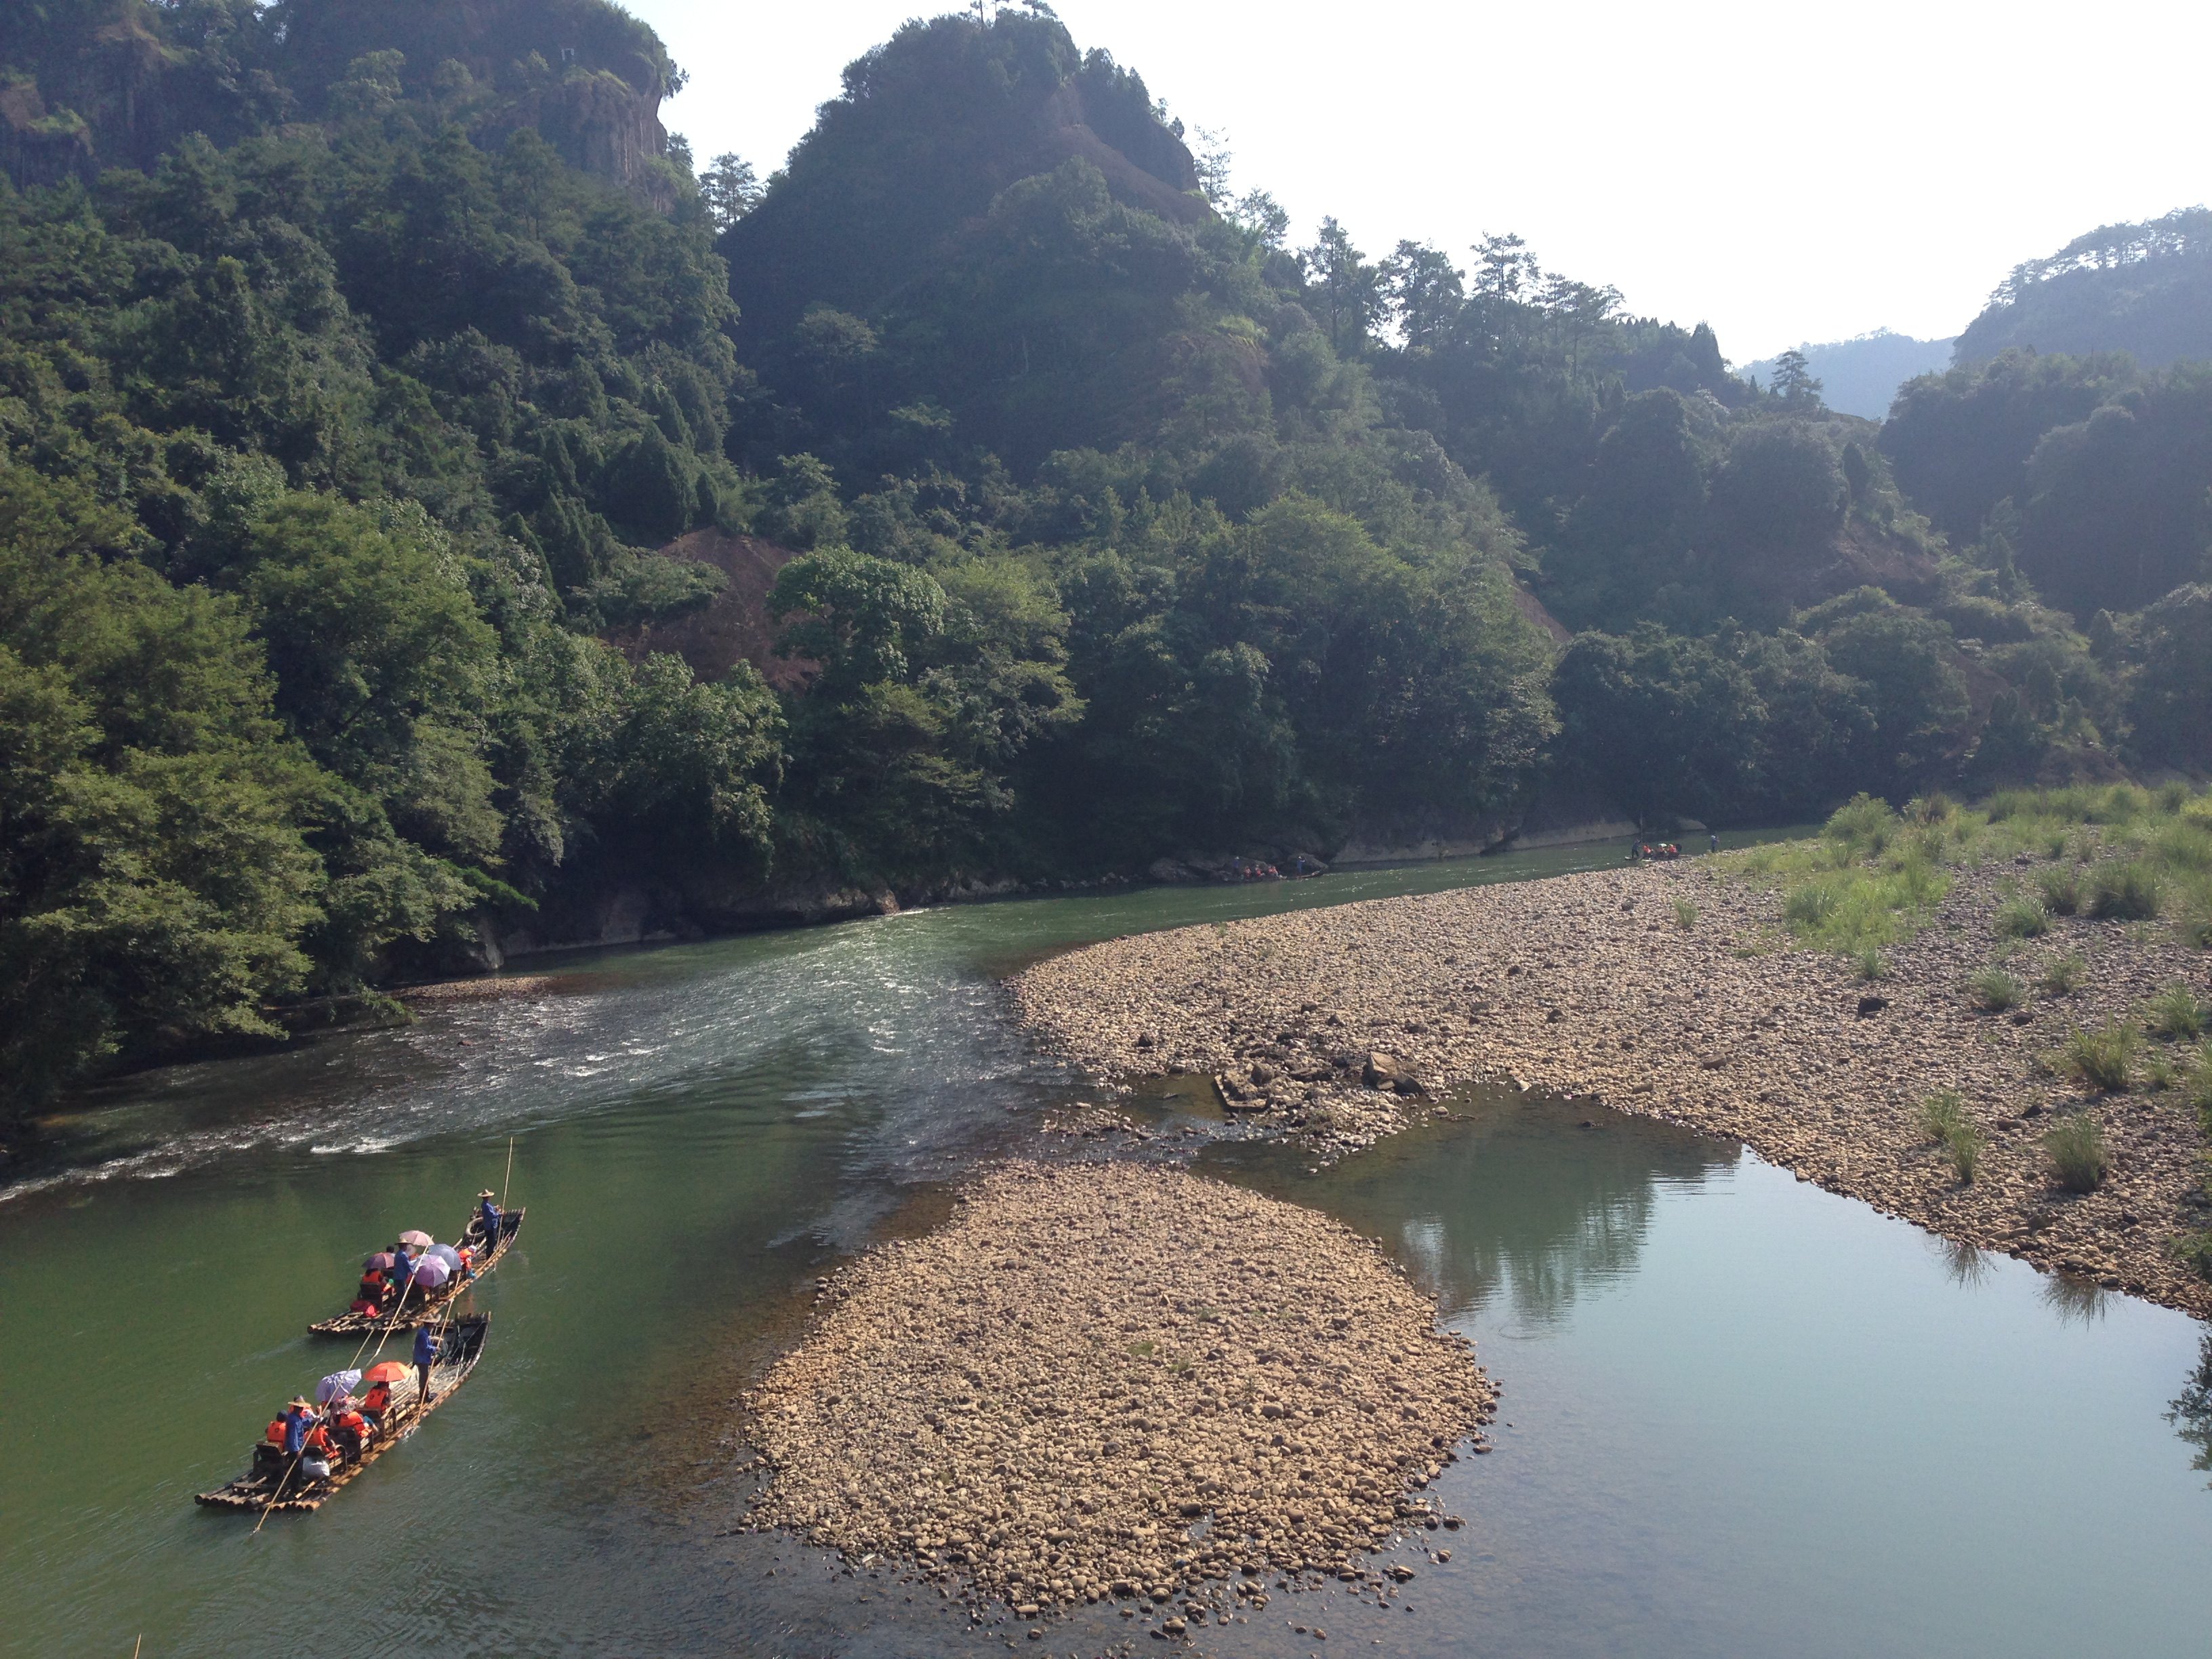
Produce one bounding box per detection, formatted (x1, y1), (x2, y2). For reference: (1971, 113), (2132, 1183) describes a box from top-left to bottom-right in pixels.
(0, 77), (94, 190)
(504, 66), (675, 213)
(1, 0), (682, 208)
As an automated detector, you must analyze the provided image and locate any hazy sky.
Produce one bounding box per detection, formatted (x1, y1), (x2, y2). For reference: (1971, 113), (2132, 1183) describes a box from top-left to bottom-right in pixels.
(635, 1), (2211, 363)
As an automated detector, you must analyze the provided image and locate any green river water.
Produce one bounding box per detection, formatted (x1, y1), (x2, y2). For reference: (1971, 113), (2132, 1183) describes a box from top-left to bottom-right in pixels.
(2, 835), (2207, 1658)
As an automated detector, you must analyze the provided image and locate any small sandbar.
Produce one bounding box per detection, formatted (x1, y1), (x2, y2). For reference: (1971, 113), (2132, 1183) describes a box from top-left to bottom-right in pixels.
(743, 1160), (1493, 1619)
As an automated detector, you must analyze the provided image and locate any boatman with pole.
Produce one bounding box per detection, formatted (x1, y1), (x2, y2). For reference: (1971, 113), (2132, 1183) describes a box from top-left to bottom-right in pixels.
(412, 1322), (441, 1408)
(475, 1187), (503, 1256)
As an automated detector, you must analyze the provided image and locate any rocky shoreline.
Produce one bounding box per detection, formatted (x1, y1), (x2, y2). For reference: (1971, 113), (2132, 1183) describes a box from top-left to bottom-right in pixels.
(1010, 856), (2212, 1319)
(742, 1161), (1494, 1636)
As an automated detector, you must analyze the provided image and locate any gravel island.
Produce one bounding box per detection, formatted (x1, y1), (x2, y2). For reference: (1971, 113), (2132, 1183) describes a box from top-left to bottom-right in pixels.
(743, 1161), (1494, 1626)
(1010, 858), (2212, 1318)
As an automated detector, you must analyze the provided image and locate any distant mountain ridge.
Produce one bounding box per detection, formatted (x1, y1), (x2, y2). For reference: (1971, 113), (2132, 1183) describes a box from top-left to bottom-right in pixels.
(1957, 207), (2212, 370)
(1741, 331), (1954, 420)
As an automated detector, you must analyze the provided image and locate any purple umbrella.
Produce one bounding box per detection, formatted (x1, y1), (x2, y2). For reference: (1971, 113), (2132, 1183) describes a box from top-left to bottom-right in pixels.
(362, 1252), (396, 1273)
(411, 1254), (452, 1289)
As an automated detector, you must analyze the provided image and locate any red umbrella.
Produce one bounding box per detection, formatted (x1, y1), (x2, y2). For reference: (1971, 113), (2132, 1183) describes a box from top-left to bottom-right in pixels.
(362, 1361), (409, 1384)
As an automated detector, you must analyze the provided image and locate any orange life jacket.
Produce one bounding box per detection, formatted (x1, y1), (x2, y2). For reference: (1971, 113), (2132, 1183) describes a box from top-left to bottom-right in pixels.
(266, 1418), (286, 1446)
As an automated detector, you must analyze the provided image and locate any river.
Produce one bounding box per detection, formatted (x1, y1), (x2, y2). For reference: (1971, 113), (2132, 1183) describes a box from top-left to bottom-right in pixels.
(2, 836), (2207, 1658)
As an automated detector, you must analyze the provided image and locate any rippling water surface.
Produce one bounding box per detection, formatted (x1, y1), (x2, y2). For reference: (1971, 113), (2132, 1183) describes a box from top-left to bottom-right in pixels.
(2, 835), (2207, 1658)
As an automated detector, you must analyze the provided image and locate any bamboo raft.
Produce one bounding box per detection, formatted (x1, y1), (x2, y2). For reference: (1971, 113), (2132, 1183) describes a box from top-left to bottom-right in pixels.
(194, 1314), (491, 1513)
(306, 1208), (526, 1336)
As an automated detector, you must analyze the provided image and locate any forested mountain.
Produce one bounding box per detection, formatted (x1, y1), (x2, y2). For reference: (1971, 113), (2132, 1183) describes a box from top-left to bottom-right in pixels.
(1740, 331), (1954, 420)
(1, 1), (2207, 1132)
(1957, 209), (2212, 369)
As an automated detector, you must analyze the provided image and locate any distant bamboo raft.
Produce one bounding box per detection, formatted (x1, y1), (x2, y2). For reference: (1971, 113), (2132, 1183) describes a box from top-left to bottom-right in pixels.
(193, 1314), (491, 1514)
(306, 1209), (525, 1336)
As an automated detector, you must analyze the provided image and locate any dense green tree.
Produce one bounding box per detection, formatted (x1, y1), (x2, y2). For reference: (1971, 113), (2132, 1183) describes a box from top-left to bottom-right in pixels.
(0, 465), (324, 1107)
(1880, 349), (2135, 544)
(1549, 627), (1763, 824)
(1801, 589), (1970, 790)
(1300, 220), (1383, 357)
(699, 154), (761, 232)
(2018, 368), (2212, 615)
(1767, 348), (1823, 410)
(2129, 585), (2212, 771)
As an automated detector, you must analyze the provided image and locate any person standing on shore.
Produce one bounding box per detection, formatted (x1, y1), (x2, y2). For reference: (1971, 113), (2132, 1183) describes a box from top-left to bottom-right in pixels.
(1709, 832), (1719, 853)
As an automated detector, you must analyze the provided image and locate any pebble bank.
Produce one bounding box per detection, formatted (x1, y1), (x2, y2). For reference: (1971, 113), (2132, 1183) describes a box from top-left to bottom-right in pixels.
(1010, 858), (2212, 1318)
(743, 1162), (1494, 1629)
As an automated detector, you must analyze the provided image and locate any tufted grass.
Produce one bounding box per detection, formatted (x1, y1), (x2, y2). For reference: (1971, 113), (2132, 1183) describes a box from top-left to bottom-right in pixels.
(2059, 1020), (2139, 1093)
(2043, 1113), (2110, 1193)
(1918, 1089), (1984, 1183)
(2144, 984), (2208, 1041)
(2039, 952), (2087, 996)
(1967, 966), (2024, 1012)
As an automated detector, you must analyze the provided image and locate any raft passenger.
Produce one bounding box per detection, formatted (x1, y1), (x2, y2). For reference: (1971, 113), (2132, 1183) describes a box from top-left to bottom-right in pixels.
(299, 1414), (337, 1479)
(361, 1376), (393, 1428)
(329, 1404), (371, 1462)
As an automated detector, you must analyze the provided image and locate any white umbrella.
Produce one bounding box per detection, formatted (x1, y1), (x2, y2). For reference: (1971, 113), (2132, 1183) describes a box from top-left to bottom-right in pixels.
(411, 1254), (452, 1289)
(316, 1369), (363, 1405)
(397, 1229), (433, 1250)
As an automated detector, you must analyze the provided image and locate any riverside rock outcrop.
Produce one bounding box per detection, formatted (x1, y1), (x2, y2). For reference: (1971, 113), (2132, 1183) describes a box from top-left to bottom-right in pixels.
(1010, 859), (2212, 1318)
(743, 1162), (1494, 1617)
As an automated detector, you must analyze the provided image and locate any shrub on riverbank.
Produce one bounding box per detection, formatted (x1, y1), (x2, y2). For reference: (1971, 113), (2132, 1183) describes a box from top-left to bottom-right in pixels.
(1995, 895), (2050, 939)
(2044, 1113), (2111, 1192)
